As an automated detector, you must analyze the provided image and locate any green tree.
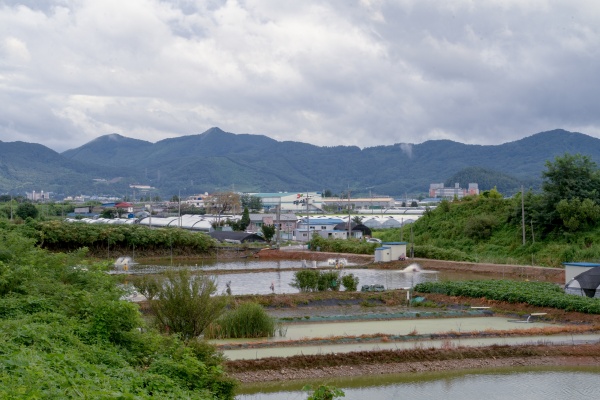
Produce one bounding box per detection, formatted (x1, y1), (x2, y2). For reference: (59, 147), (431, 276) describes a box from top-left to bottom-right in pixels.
(100, 208), (116, 218)
(537, 153), (600, 234)
(15, 202), (38, 219)
(241, 194), (263, 212)
(556, 197), (600, 231)
(239, 207), (251, 231)
(261, 224), (276, 242)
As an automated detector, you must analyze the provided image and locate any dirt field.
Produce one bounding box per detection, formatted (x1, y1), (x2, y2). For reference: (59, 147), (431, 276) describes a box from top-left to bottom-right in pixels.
(225, 250), (599, 383)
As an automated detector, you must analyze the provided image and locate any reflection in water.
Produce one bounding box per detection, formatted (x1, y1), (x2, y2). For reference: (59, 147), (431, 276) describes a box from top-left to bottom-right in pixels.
(119, 259), (500, 296)
(212, 268), (441, 295)
(236, 367), (600, 400)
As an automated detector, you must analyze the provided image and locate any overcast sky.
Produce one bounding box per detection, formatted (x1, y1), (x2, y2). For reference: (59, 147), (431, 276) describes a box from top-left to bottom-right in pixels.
(1, 0), (600, 152)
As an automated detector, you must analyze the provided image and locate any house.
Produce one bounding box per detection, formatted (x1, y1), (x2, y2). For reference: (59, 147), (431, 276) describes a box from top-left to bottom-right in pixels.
(332, 222), (371, 239)
(248, 213), (298, 240)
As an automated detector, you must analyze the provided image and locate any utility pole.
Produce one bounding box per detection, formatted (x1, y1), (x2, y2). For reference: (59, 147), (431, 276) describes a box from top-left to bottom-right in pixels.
(347, 188), (351, 239)
(521, 185), (526, 245)
(410, 224), (414, 258)
(276, 197), (281, 246)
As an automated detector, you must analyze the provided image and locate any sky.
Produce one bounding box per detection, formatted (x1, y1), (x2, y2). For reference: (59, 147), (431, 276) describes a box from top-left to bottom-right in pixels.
(1, 0), (600, 153)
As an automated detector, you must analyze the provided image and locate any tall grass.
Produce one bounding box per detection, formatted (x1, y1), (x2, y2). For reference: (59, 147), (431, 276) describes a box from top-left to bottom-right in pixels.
(205, 302), (277, 339)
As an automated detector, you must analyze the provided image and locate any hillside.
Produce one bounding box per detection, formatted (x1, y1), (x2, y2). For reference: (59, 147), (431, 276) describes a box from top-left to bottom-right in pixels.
(2, 128), (600, 198)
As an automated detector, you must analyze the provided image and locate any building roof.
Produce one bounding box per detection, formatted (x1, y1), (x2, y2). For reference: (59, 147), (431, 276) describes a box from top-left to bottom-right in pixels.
(563, 262), (600, 267)
(249, 213), (297, 221)
(208, 231), (266, 243)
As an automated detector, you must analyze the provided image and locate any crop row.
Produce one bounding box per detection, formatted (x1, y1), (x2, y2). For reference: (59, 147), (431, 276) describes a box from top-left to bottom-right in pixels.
(414, 280), (600, 314)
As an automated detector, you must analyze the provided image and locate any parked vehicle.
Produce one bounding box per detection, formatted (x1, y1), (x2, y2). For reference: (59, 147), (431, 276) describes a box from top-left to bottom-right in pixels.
(361, 284), (385, 292)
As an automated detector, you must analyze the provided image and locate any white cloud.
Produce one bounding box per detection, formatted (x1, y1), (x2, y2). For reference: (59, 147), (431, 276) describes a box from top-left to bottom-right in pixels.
(0, 0), (600, 152)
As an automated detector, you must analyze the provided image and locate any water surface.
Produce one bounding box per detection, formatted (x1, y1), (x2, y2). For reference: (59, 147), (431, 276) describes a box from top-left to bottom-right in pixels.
(236, 367), (600, 399)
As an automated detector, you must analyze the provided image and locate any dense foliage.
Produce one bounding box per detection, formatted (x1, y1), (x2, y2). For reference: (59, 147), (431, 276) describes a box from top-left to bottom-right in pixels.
(308, 235), (378, 254)
(290, 270), (358, 292)
(408, 153), (600, 267)
(414, 280), (600, 314)
(0, 230), (236, 398)
(9, 220), (215, 256)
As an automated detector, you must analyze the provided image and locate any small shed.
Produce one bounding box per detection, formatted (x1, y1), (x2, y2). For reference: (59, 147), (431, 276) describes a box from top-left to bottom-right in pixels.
(562, 262), (600, 284)
(374, 246), (392, 262)
(382, 242), (408, 260)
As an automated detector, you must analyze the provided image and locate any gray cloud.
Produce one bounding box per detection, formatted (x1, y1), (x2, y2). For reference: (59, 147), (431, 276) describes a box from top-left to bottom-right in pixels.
(1, 0), (600, 152)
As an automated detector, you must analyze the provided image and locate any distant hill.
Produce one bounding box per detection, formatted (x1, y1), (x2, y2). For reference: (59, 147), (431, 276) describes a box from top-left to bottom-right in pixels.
(0, 140), (139, 197)
(2, 128), (600, 199)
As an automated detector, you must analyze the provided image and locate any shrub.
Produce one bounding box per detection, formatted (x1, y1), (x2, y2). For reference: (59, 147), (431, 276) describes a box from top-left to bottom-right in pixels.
(318, 270), (341, 291)
(341, 273), (359, 291)
(303, 384), (345, 400)
(205, 302), (276, 339)
(135, 270), (229, 339)
(290, 269), (320, 292)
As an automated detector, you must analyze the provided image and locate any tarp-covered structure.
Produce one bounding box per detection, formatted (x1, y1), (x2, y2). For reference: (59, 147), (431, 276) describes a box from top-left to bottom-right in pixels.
(333, 222), (372, 237)
(209, 231), (266, 243)
(564, 267), (600, 298)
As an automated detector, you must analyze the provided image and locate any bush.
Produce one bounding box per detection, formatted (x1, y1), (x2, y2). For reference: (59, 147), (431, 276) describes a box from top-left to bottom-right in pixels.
(290, 269), (320, 292)
(135, 270), (229, 339)
(341, 273), (359, 291)
(205, 302), (276, 339)
(290, 270), (342, 292)
(318, 270), (341, 291)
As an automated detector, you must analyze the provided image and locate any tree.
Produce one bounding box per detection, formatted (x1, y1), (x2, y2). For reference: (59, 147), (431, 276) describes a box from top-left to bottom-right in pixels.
(241, 194), (263, 212)
(542, 153), (600, 203)
(100, 208), (116, 219)
(556, 198), (600, 231)
(261, 224), (276, 243)
(351, 215), (363, 224)
(536, 153), (600, 234)
(205, 191), (241, 215)
(15, 202), (38, 219)
(239, 207), (250, 231)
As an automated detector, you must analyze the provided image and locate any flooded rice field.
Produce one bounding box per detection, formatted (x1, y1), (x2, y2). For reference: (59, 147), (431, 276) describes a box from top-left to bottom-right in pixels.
(120, 259), (497, 295)
(236, 366), (600, 400)
(220, 333), (600, 360)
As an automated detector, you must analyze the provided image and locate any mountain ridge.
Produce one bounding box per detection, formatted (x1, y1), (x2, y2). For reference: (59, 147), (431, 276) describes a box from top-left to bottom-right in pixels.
(1, 128), (599, 198)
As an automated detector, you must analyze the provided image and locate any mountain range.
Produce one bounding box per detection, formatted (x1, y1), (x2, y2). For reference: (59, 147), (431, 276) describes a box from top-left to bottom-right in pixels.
(1, 128), (600, 199)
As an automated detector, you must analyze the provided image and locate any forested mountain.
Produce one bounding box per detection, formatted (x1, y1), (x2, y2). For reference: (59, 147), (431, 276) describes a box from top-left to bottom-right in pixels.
(2, 128), (600, 198)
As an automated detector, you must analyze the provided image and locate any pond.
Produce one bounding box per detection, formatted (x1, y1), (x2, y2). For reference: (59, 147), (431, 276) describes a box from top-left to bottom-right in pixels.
(121, 259), (500, 295)
(235, 366), (600, 400)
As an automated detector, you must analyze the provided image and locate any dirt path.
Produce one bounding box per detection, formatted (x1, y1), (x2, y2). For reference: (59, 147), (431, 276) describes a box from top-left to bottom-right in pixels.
(227, 345), (600, 383)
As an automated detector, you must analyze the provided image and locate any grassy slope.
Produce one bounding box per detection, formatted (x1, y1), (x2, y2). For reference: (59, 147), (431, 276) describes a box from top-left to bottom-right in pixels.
(376, 196), (600, 268)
